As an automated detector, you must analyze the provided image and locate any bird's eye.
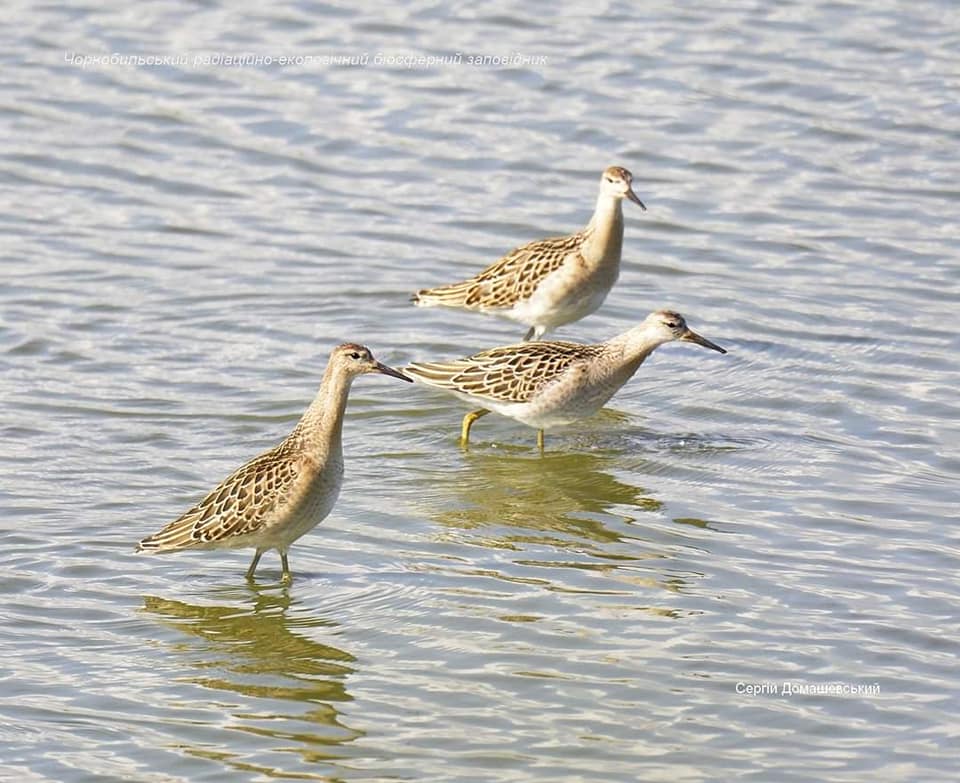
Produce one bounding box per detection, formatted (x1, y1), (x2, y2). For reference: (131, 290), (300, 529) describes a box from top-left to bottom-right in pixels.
(665, 321), (679, 329)
(350, 351), (362, 360)
(605, 177), (615, 183)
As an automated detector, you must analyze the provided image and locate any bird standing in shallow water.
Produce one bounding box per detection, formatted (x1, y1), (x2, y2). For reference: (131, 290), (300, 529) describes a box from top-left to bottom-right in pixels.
(405, 310), (726, 451)
(136, 344), (411, 583)
(412, 165), (646, 342)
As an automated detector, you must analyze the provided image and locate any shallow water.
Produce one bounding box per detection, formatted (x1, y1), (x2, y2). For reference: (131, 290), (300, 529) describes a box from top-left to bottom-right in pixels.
(2, 1), (959, 780)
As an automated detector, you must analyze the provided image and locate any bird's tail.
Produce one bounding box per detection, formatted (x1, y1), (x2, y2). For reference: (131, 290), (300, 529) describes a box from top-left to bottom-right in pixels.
(403, 360), (478, 391)
(411, 280), (481, 308)
(135, 513), (204, 553)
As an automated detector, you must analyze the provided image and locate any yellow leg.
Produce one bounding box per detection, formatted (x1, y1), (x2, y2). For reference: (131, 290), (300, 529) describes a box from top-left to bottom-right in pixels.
(537, 429), (545, 453)
(460, 408), (490, 446)
(280, 552), (291, 584)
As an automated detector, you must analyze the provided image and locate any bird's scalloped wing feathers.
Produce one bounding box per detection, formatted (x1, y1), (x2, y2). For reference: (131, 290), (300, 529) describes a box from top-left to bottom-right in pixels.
(137, 448), (304, 551)
(408, 341), (601, 404)
(415, 232), (585, 310)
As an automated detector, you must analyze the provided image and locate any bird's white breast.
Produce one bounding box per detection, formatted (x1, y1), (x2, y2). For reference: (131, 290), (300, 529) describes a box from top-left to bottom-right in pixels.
(267, 455), (344, 549)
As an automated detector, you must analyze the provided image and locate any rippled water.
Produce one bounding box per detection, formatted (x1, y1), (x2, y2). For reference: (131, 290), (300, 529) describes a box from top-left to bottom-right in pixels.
(2, 1), (959, 780)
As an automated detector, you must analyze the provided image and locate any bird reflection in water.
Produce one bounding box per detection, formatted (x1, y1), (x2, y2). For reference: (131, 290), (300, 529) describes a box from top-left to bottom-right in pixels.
(428, 448), (663, 549)
(142, 584), (361, 776)
(418, 449), (699, 615)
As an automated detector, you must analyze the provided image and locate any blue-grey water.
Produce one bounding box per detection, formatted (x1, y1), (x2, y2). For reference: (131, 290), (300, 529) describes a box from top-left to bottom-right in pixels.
(2, 1), (959, 781)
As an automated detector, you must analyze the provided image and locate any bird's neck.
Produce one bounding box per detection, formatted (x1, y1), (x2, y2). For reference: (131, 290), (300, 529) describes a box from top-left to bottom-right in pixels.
(582, 194), (624, 262)
(604, 326), (665, 377)
(293, 365), (353, 456)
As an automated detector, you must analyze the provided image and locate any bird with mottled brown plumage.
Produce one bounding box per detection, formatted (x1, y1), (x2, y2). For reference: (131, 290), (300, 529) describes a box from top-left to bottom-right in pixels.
(406, 310), (725, 451)
(136, 344), (411, 583)
(413, 166), (646, 341)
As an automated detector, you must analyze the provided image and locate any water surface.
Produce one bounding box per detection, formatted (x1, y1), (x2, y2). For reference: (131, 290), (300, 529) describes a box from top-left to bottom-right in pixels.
(2, 1), (959, 780)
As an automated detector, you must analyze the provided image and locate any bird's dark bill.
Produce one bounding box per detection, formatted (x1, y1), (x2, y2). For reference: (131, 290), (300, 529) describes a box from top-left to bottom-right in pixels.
(682, 329), (726, 354)
(626, 188), (647, 210)
(376, 362), (414, 381)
